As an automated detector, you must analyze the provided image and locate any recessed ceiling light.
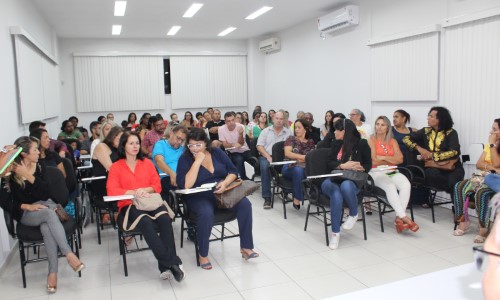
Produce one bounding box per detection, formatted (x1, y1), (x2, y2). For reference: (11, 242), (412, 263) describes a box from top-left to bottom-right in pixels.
(218, 27), (237, 37)
(114, 1), (127, 16)
(112, 25), (122, 35)
(183, 3), (204, 18)
(167, 26), (182, 36)
(245, 6), (273, 20)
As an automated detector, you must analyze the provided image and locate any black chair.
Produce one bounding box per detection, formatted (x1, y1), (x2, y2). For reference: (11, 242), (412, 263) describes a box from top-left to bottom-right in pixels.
(302, 149), (368, 245)
(174, 191), (239, 266)
(0, 169), (81, 288)
(89, 175), (117, 244)
(60, 157), (83, 247)
(269, 141), (294, 219)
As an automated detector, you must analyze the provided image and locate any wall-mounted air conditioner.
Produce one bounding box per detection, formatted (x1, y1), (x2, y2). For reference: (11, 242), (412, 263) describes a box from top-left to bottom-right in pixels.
(317, 5), (359, 36)
(259, 37), (281, 54)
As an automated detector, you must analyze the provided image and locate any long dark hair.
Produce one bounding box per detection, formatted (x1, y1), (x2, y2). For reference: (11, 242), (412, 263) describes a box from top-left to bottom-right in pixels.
(494, 118), (500, 154)
(184, 111), (194, 126)
(29, 128), (48, 153)
(430, 106), (454, 131)
(117, 132), (144, 160)
(184, 128), (212, 159)
(324, 110), (334, 131)
(103, 126), (124, 149)
(11, 136), (40, 188)
(294, 119), (311, 139)
(334, 119), (361, 163)
(128, 112), (137, 124)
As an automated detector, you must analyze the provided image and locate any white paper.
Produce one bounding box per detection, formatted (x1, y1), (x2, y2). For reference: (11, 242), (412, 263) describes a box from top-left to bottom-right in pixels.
(103, 194), (134, 202)
(307, 173), (344, 179)
(270, 160), (297, 166)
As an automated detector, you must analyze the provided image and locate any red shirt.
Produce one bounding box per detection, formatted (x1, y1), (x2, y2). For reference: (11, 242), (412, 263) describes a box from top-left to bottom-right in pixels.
(106, 158), (162, 212)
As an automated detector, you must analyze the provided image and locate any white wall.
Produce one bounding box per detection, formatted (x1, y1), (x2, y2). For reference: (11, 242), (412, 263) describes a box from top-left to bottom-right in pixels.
(58, 38), (250, 129)
(0, 0), (58, 269)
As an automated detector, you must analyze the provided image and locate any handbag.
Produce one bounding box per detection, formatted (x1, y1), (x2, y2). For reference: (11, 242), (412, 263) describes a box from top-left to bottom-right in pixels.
(215, 179), (260, 209)
(331, 169), (368, 189)
(424, 158), (458, 171)
(54, 204), (70, 222)
(485, 172), (500, 193)
(122, 193), (175, 231)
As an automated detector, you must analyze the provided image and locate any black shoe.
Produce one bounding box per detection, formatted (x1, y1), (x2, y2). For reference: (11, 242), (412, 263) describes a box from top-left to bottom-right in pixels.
(263, 198), (272, 209)
(293, 203), (300, 210)
(169, 264), (185, 282)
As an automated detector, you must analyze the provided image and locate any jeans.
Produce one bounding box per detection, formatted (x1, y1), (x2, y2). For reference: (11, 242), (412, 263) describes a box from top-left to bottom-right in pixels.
(259, 156), (272, 199)
(281, 164), (306, 203)
(321, 179), (359, 233)
(485, 173), (500, 193)
(230, 151), (251, 180)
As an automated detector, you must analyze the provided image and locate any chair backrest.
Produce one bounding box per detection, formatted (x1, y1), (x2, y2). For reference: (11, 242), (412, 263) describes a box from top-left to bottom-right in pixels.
(1, 186), (16, 238)
(463, 143), (484, 165)
(44, 166), (69, 207)
(271, 141), (286, 172)
(249, 137), (259, 157)
(305, 149), (330, 176)
(61, 157), (77, 193)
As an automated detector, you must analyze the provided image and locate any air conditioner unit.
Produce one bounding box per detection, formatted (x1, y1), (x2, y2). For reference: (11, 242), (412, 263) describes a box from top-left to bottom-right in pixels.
(259, 37), (281, 53)
(317, 5), (359, 35)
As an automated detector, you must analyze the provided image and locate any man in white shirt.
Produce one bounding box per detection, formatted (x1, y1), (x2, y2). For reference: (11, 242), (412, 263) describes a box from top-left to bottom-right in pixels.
(218, 112), (251, 180)
(257, 110), (292, 209)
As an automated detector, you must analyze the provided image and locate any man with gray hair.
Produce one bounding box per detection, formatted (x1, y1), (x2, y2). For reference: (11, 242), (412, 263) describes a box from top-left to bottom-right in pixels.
(257, 110), (292, 209)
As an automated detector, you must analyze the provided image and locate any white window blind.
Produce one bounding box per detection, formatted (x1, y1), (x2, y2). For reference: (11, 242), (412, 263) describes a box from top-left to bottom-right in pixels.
(442, 15), (500, 148)
(169, 56), (247, 109)
(12, 31), (59, 123)
(74, 56), (165, 112)
(369, 31), (440, 102)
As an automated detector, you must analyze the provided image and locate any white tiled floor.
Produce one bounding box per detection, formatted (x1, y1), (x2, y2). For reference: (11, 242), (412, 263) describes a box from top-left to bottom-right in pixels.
(0, 193), (480, 300)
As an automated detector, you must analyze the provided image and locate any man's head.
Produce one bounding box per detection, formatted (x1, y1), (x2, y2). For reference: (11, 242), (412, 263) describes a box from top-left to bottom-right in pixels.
(29, 121), (46, 133)
(107, 113), (114, 121)
(207, 107), (214, 116)
(304, 112), (314, 128)
(61, 120), (74, 134)
(150, 116), (165, 134)
(203, 111), (212, 122)
(89, 121), (101, 139)
(224, 111), (237, 131)
(167, 125), (188, 149)
(69, 116), (79, 127)
(212, 109), (221, 122)
(273, 111), (285, 129)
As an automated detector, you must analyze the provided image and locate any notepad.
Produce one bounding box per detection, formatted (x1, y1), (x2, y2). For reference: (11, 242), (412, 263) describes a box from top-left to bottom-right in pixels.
(80, 176), (106, 182)
(270, 160), (296, 166)
(307, 173), (344, 179)
(104, 195), (134, 202)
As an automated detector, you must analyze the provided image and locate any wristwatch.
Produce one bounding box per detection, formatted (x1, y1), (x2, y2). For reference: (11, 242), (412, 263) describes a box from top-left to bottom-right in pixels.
(490, 143), (496, 149)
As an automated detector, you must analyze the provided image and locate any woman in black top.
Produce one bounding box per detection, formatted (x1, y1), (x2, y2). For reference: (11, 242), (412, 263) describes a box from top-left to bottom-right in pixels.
(0, 136), (84, 293)
(30, 128), (66, 178)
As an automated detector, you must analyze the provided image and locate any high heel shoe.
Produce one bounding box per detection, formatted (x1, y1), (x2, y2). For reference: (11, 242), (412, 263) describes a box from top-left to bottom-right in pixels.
(293, 203), (300, 210)
(72, 262), (85, 273)
(395, 218), (409, 233)
(241, 249), (259, 260)
(47, 285), (57, 294)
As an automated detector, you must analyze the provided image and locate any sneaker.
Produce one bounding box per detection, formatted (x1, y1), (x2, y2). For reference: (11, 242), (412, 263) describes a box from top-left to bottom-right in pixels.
(263, 198), (272, 209)
(329, 232), (340, 250)
(342, 214), (358, 230)
(160, 269), (173, 280)
(169, 264), (185, 282)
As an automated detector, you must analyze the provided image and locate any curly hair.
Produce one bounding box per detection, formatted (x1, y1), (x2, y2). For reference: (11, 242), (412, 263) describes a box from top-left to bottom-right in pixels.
(429, 106), (454, 131)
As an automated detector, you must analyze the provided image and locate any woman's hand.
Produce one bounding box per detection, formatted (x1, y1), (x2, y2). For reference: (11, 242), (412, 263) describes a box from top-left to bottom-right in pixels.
(12, 161), (30, 178)
(193, 151), (206, 163)
(417, 146), (433, 160)
(22, 203), (48, 211)
(489, 133), (499, 145)
(214, 181), (228, 194)
(134, 188), (150, 198)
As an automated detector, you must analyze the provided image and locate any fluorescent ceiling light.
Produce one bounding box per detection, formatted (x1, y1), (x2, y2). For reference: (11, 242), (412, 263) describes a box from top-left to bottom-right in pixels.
(218, 27), (236, 36)
(183, 3), (204, 18)
(167, 26), (181, 36)
(245, 6), (273, 20)
(112, 25), (122, 35)
(114, 1), (127, 16)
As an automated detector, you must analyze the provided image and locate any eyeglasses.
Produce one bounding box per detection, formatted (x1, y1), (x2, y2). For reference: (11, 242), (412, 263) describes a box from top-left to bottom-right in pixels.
(348, 113), (359, 117)
(174, 135), (185, 143)
(187, 143), (204, 149)
(473, 246), (500, 271)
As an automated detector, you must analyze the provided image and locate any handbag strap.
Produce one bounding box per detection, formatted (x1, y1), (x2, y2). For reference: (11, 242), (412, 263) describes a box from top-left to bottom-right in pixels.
(122, 201), (175, 231)
(224, 179), (243, 192)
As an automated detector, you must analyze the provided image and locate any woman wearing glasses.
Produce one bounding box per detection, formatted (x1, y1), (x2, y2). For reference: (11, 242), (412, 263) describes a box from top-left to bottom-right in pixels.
(322, 119), (371, 249)
(368, 116), (418, 233)
(176, 128), (258, 270)
(349, 108), (372, 140)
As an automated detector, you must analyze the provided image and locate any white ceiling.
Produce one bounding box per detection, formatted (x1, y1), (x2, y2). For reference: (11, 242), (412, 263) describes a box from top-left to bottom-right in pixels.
(32, 0), (345, 39)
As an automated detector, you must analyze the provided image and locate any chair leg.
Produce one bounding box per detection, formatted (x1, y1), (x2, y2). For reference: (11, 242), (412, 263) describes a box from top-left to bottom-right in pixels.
(360, 201), (367, 240)
(180, 219), (185, 248)
(73, 233), (82, 278)
(282, 192), (287, 220)
(304, 203), (311, 231)
(377, 200), (384, 233)
(194, 229), (200, 267)
(221, 224), (225, 242)
(119, 231), (128, 277)
(96, 208), (102, 245)
(430, 190), (437, 223)
(19, 241), (27, 288)
(323, 207), (329, 246)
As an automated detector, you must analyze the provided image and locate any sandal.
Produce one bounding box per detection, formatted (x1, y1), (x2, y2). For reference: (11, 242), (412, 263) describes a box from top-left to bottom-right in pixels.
(199, 256), (212, 270)
(124, 236), (134, 246)
(474, 235), (487, 243)
(453, 222), (471, 236)
(241, 249), (259, 260)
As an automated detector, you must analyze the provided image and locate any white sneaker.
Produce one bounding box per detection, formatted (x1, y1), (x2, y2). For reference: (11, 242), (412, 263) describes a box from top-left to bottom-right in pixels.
(329, 232), (340, 250)
(342, 214), (358, 230)
(160, 269), (173, 280)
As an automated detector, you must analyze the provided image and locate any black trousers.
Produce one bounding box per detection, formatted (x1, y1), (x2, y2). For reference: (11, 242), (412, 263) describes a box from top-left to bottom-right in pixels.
(122, 205), (181, 272)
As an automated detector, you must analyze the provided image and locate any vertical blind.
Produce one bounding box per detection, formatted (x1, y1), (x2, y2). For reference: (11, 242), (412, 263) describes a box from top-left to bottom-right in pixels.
(169, 56), (247, 109)
(74, 56), (165, 112)
(369, 32), (440, 102)
(442, 15), (500, 151)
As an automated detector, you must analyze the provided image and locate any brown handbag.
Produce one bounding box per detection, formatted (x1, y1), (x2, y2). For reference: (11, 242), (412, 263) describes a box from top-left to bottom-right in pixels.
(215, 179), (260, 209)
(424, 158), (458, 171)
(54, 204), (70, 222)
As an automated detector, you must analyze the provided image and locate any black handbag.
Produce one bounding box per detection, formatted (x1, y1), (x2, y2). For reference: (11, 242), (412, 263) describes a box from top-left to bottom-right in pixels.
(331, 170), (368, 189)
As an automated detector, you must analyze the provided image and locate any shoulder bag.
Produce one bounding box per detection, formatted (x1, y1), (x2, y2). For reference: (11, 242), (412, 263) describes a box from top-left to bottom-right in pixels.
(122, 193), (175, 231)
(215, 179), (260, 209)
(331, 170), (368, 189)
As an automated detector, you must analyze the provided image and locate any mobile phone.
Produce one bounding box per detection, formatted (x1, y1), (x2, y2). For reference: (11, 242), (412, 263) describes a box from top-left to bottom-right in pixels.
(0, 147), (23, 174)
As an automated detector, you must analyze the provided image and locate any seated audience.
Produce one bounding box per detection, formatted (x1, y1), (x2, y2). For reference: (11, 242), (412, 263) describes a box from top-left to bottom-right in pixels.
(368, 116), (417, 233)
(252, 112), (269, 140)
(218, 112), (251, 180)
(57, 120), (83, 142)
(181, 111), (197, 130)
(90, 120), (117, 158)
(282, 119), (315, 209)
(322, 119), (371, 249)
(257, 110), (292, 209)
(453, 118), (500, 243)
(136, 112), (151, 137)
(349, 108), (372, 139)
(29, 120), (69, 158)
(206, 109), (225, 147)
(97, 115), (106, 123)
(30, 128), (66, 178)
(392, 109), (416, 166)
(268, 109), (275, 126)
(320, 110), (334, 140)
(403, 106), (465, 194)
(1, 136), (84, 293)
(142, 115), (165, 159)
(107, 132), (184, 281)
(304, 112), (321, 144)
(176, 128), (258, 269)
(106, 113), (114, 121)
(127, 112), (138, 130)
